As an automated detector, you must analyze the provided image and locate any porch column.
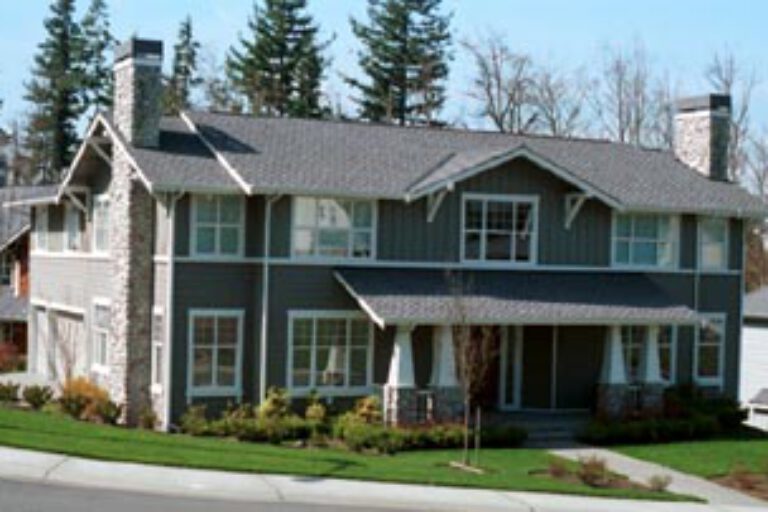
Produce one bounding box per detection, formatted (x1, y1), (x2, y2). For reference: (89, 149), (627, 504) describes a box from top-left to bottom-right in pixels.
(383, 325), (418, 425)
(596, 325), (628, 420)
(430, 325), (463, 422)
(639, 325), (665, 415)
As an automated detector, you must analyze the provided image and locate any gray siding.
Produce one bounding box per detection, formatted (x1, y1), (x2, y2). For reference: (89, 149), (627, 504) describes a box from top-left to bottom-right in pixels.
(31, 256), (113, 308)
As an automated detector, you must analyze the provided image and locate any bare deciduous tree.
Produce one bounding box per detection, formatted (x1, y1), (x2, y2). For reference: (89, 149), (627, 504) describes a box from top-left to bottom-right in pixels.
(531, 66), (588, 137)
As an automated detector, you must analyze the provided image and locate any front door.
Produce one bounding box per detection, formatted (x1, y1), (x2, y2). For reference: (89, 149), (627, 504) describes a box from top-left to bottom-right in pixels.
(499, 326), (523, 410)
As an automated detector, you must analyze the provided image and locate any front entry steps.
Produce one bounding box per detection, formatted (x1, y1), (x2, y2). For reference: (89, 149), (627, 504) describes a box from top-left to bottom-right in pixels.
(486, 410), (590, 448)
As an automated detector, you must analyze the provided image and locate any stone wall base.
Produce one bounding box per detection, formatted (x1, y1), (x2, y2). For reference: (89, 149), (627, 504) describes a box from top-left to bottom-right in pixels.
(596, 383), (628, 420)
(383, 385), (419, 426)
(640, 383), (665, 417)
(431, 386), (464, 423)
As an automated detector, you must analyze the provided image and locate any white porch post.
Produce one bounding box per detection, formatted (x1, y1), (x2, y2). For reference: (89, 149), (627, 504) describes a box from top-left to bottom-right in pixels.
(387, 325), (415, 387)
(430, 325), (458, 387)
(640, 325), (662, 384)
(599, 325), (626, 384)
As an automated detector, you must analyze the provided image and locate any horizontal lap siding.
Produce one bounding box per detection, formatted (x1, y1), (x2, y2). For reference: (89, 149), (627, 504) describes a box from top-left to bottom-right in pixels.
(31, 257), (112, 309)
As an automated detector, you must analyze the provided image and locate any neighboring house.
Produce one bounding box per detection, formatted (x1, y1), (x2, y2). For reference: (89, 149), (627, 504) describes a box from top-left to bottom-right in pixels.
(740, 286), (768, 430)
(11, 38), (766, 429)
(0, 186), (47, 372)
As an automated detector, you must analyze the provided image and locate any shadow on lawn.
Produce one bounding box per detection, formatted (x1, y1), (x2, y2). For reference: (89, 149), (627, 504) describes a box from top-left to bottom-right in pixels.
(289, 456), (365, 482)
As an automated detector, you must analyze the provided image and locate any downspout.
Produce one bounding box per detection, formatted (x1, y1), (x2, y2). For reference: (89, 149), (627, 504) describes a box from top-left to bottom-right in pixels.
(163, 191), (183, 430)
(259, 195), (281, 404)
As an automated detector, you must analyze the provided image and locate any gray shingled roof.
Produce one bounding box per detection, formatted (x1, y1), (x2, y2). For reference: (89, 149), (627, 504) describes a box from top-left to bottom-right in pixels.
(0, 186), (46, 249)
(744, 286), (768, 320)
(0, 287), (27, 322)
(185, 111), (764, 216)
(335, 269), (699, 327)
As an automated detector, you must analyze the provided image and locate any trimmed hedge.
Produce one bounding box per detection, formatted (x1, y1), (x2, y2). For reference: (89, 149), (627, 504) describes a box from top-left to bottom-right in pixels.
(581, 415), (720, 446)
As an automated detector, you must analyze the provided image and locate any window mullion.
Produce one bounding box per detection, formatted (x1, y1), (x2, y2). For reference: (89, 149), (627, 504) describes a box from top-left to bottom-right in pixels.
(212, 314), (219, 388)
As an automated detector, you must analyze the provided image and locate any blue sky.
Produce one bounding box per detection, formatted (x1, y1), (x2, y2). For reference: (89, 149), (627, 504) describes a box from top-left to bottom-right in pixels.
(1, 0), (766, 130)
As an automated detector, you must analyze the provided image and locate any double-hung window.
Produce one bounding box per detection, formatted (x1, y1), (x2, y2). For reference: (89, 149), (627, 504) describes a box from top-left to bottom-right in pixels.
(93, 195), (110, 254)
(191, 195), (244, 257)
(613, 213), (678, 268)
(695, 315), (725, 386)
(34, 207), (49, 251)
(91, 301), (110, 371)
(462, 194), (538, 263)
(289, 312), (373, 394)
(698, 217), (728, 270)
(65, 204), (82, 252)
(189, 310), (243, 397)
(292, 197), (375, 259)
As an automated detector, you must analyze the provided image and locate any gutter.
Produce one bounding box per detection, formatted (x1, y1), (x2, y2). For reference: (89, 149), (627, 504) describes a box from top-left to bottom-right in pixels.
(259, 195), (281, 404)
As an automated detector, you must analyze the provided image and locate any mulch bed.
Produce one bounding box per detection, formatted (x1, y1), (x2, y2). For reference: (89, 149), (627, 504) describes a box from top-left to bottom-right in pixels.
(713, 472), (768, 501)
(530, 469), (652, 492)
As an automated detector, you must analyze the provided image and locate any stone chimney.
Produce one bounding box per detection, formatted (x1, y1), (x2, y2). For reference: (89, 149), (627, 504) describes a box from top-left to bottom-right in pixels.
(673, 94), (732, 181)
(114, 38), (163, 148)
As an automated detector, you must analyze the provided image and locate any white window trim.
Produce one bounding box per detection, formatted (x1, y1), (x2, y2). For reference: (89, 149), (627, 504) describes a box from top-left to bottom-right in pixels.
(286, 310), (374, 397)
(611, 212), (680, 270)
(151, 306), (164, 395)
(92, 194), (111, 255)
(186, 308), (245, 399)
(694, 313), (727, 388)
(90, 297), (111, 376)
(290, 196), (378, 262)
(460, 193), (540, 266)
(697, 216), (730, 272)
(190, 194), (246, 259)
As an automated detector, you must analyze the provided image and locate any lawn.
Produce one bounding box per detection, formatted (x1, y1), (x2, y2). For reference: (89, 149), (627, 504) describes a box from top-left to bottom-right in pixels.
(617, 437), (768, 478)
(0, 407), (685, 501)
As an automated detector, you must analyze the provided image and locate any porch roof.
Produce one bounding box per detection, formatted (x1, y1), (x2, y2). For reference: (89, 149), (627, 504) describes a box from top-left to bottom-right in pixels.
(335, 269), (699, 328)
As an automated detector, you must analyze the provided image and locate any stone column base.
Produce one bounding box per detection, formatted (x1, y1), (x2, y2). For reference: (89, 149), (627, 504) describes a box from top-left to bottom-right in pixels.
(383, 385), (419, 425)
(431, 386), (464, 423)
(596, 383), (628, 421)
(641, 383), (665, 417)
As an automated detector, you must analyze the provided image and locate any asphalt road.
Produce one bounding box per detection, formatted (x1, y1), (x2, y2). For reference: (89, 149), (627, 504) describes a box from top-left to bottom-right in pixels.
(0, 478), (418, 512)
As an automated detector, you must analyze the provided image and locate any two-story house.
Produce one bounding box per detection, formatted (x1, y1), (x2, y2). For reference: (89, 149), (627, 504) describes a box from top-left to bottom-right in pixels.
(14, 38), (765, 429)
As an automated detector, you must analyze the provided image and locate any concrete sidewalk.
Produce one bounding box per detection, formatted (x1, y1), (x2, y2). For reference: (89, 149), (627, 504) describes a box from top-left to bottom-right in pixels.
(0, 446), (763, 512)
(551, 446), (765, 508)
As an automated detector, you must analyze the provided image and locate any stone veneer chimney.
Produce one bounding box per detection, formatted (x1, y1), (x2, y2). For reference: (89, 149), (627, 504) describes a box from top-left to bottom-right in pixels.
(108, 38), (161, 425)
(673, 94), (732, 182)
(113, 38), (163, 147)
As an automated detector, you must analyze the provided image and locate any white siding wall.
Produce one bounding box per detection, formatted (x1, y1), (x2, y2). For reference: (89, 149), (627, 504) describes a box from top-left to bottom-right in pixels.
(740, 325), (768, 403)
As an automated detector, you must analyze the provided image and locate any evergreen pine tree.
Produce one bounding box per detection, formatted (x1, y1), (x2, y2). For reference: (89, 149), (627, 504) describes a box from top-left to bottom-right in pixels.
(347, 0), (452, 126)
(165, 16), (202, 115)
(227, 0), (328, 117)
(80, 0), (115, 117)
(24, 0), (83, 182)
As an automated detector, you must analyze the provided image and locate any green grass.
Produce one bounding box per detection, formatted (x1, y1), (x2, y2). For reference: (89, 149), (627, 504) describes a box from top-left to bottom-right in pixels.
(617, 437), (768, 478)
(0, 406), (688, 500)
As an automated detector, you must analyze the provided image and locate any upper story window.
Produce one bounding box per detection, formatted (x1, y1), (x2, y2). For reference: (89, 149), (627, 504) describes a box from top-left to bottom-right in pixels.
(613, 213), (678, 268)
(462, 194), (538, 264)
(191, 195), (244, 257)
(698, 217), (728, 271)
(34, 207), (49, 251)
(92, 195), (110, 254)
(65, 204), (82, 252)
(292, 197), (375, 259)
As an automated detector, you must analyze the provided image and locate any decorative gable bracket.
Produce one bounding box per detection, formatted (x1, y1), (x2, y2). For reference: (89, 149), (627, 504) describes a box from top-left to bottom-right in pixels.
(564, 192), (590, 230)
(426, 189), (449, 223)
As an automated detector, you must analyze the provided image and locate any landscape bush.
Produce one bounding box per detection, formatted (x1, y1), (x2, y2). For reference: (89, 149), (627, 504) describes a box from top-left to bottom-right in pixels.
(59, 378), (121, 424)
(22, 385), (53, 410)
(577, 455), (610, 487)
(481, 424), (528, 448)
(0, 382), (20, 403)
(581, 415), (720, 445)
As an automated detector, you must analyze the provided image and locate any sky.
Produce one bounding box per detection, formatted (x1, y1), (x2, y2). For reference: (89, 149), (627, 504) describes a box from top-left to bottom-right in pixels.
(1, 0), (766, 132)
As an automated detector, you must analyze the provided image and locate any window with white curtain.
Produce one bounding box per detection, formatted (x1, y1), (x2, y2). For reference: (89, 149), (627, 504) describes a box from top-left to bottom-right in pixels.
(613, 213), (678, 268)
(292, 197), (375, 259)
(698, 217), (728, 270)
(191, 195), (244, 257)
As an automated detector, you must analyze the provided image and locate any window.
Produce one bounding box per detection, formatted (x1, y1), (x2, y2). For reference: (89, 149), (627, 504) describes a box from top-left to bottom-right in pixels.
(188, 310), (243, 396)
(191, 195), (244, 257)
(65, 204), (82, 252)
(695, 315), (725, 386)
(93, 196), (110, 254)
(289, 312), (372, 393)
(462, 195), (538, 263)
(91, 301), (110, 370)
(621, 325), (677, 385)
(292, 198), (375, 259)
(0, 253), (11, 286)
(613, 213), (678, 268)
(34, 206), (48, 251)
(699, 217), (728, 270)
(151, 309), (164, 390)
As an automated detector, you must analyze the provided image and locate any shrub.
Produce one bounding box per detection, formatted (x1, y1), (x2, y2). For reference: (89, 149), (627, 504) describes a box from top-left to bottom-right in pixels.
(89, 399), (122, 425)
(22, 385), (53, 410)
(139, 407), (158, 430)
(341, 421), (403, 454)
(180, 405), (214, 436)
(213, 403), (258, 437)
(259, 388), (290, 420)
(548, 457), (569, 479)
(648, 474), (673, 492)
(580, 415), (720, 446)
(0, 382), (20, 403)
(59, 378), (112, 421)
(351, 395), (383, 424)
(577, 456), (609, 488)
(481, 424), (528, 448)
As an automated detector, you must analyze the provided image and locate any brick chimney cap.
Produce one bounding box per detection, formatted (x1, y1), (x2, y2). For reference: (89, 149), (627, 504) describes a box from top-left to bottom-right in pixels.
(676, 94), (732, 113)
(115, 38), (163, 64)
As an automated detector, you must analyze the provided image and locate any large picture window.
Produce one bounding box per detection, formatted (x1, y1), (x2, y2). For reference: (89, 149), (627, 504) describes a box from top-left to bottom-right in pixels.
(698, 217), (728, 270)
(695, 315), (725, 386)
(188, 310), (243, 397)
(289, 312), (372, 394)
(613, 213), (678, 268)
(462, 194), (538, 263)
(292, 197), (375, 259)
(191, 195), (244, 257)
